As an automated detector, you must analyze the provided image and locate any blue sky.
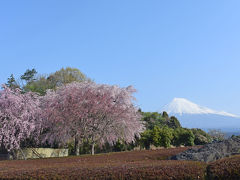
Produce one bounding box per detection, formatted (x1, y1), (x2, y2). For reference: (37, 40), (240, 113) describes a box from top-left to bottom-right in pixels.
(0, 1), (240, 115)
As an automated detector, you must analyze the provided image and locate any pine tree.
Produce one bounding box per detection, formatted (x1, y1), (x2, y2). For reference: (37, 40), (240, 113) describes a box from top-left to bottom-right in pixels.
(6, 74), (20, 89)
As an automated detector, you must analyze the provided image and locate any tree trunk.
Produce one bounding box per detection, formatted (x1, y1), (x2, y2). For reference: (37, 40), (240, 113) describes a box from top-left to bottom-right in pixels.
(91, 143), (95, 155)
(19, 148), (26, 160)
(74, 137), (80, 156)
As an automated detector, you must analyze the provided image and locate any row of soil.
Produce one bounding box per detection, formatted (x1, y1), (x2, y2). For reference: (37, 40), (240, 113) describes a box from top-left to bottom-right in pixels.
(207, 155), (240, 180)
(0, 147), (239, 179)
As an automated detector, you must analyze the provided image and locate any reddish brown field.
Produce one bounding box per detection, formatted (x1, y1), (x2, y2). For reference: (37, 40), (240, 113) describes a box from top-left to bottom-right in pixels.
(0, 147), (208, 180)
(206, 154), (240, 180)
(1, 146), (240, 179)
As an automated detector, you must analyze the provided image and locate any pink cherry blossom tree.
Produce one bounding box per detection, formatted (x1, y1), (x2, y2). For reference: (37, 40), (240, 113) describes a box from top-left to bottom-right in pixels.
(41, 82), (144, 155)
(0, 85), (42, 159)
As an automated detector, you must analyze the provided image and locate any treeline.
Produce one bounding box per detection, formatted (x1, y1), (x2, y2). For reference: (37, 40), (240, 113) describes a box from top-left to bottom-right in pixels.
(2, 67), (212, 156)
(138, 111), (212, 149)
(71, 111), (213, 154)
(2, 67), (145, 157)
(6, 67), (90, 95)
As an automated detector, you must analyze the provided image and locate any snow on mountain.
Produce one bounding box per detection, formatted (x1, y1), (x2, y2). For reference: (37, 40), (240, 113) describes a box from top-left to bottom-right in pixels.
(162, 98), (239, 118)
(160, 98), (240, 132)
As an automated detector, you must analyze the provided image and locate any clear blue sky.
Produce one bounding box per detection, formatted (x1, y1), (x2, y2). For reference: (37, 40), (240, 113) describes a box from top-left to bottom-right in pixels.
(1, 1), (240, 115)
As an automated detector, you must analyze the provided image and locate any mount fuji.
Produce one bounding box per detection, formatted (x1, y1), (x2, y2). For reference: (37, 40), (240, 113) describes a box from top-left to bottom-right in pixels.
(161, 98), (240, 132)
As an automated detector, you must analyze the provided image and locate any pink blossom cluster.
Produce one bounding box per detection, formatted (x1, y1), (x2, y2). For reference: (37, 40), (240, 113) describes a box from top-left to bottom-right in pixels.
(41, 82), (144, 147)
(0, 82), (144, 153)
(0, 85), (42, 152)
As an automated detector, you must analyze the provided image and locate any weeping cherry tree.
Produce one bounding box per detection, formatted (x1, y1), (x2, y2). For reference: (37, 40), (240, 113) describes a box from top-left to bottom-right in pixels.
(41, 82), (144, 155)
(0, 85), (42, 159)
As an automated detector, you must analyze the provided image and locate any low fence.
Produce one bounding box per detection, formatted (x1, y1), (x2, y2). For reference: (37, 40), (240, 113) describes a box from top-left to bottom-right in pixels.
(0, 148), (68, 160)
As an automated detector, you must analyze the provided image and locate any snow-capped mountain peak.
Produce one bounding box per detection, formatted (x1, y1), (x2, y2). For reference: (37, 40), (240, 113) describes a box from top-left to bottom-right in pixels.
(162, 98), (239, 118)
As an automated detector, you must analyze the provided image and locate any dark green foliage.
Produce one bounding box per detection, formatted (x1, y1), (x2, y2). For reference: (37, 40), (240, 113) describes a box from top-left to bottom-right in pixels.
(141, 112), (166, 130)
(26, 67), (89, 95)
(5, 74), (20, 89)
(139, 130), (153, 149)
(112, 140), (135, 152)
(20, 68), (37, 83)
(173, 128), (195, 146)
(139, 111), (211, 149)
(67, 138), (136, 155)
(191, 128), (212, 145)
(152, 126), (173, 148)
(23, 75), (55, 95)
(162, 111), (169, 119)
(141, 112), (181, 130)
(79, 141), (92, 154)
(167, 116), (181, 129)
(113, 140), (128, 152)
(8, 67), (90, 95)
(0, 144), (8, 154)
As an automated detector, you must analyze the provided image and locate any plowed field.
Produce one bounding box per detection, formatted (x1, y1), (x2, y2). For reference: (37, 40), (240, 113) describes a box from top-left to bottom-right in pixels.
(0, 147), (239, 179)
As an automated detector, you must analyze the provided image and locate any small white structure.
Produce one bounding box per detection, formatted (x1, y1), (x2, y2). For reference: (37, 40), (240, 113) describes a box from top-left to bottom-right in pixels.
(8, 148), (69, 160)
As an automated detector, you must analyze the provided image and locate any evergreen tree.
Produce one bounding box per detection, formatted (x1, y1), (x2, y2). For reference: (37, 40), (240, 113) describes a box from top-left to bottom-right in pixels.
(167, 116), (181, 129)
(162, 111), (169, 119)
(5, 74), (20, 89)
(20, 68), (37, 83)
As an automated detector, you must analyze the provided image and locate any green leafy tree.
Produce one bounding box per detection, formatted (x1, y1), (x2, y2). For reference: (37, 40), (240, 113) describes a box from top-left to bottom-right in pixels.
(139, 130), (153, 149)
(181, 129), (195, 146)
(173, 128), (195, 146)
(152, 126), (173, 148)
(191, 128), (212, 145)
(24, 75), (55, 95)
(47, 67), (89, 88)
(23, 67), (90, 95)
(112, 139), (135, 152)
(141, 112), (166, 130)
(113, 140), (127, 152)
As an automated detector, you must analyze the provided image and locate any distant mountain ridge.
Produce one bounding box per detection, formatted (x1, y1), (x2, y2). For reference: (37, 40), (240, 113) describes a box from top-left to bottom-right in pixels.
(161, 98), (240, 132)
(163, 98), (239, 118)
